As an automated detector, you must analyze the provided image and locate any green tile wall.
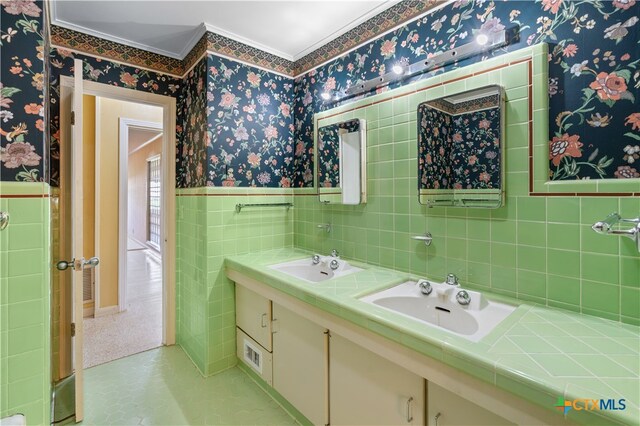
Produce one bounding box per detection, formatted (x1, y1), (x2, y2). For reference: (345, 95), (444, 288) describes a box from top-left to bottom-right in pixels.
(176, 188), (293, 375)
(293, 51), (640, 326)
(0, 182), (51, 425)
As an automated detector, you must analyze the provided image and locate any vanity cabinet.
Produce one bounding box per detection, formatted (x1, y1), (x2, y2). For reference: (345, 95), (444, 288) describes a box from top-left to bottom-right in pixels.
(272, 303), (327, 425)
(427, 382), (512, 425)
(235, 285), (272, 351)
(329, 332), (425, 425)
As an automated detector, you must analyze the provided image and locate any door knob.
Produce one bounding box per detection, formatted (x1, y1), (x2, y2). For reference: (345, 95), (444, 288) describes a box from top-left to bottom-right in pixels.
(83, 257), (100, 269)
(56, 257), (99, 271)
(56, 259), (76, 271)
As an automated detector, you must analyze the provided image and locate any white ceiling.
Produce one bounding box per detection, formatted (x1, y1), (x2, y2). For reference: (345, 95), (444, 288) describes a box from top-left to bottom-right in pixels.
(128, 128), (162, 154)
(51, 0), (400, 62)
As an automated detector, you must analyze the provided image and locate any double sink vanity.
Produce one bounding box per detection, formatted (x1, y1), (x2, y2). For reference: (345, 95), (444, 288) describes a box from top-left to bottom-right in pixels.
(226, 249), (639, 426)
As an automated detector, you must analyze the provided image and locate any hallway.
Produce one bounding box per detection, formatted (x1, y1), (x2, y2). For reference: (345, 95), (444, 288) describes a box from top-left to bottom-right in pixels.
(83, 249), (162, 368)
(80, 346), (296, 425)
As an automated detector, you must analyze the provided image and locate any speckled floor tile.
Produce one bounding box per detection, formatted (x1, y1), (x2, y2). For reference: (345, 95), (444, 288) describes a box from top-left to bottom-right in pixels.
(80, 346), (297, 425)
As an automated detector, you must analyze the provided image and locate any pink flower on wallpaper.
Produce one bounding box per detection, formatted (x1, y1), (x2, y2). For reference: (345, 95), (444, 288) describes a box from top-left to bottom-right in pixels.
(613, 0), (635, 10)
(480, 17), (505, 33)
(479, 119), (491, 129)
(589, 71), (628, 101)
(1, 0), (42, 17)
(280, 102), (290, 117)
(247, 72), (261, 87)
(264, 125), (278, 140)
(562, 44), (578, 57)
(625, 113), (640, 131)
(247, 152), (261, 167)
(280, 177), (291, 188)
(549, 134), (583, 166)
(120, 72), (138, 88)
(614, 165), (639, 178)
(323, 77), (336, 91)
(233, 125), (249, 141)
(0, 141), (41, 168)
(452, 132), (463, 142)
(23, 103), (41, 114)
(257, 93), (270, 106)
(541, 0), (563, 14)
(295, 142), (305, 156)
(380, 39), (397, 58)
(219, 92), (238, 108)
(257, 172), (271, 185)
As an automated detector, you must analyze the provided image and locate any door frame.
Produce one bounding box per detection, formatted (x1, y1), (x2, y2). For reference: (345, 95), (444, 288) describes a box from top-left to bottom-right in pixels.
(118, 118), (163, 313)
(60, 76), (177, 345)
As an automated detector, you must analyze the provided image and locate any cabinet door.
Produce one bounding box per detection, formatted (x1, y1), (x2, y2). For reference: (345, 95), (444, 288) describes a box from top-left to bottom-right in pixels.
(428, 382), (513, 425)
(272, 303), (327, 426)
(330, 333), (424, 425)
(235, 285), (272, 351)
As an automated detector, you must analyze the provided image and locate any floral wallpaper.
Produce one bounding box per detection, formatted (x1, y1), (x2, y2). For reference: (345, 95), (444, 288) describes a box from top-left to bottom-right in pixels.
(177, 58), (207, 188)
(0, 0), (45, 182)
(48, 48), (182, 186)
(293, 0), (640, 187)
(205, 54), (295, 187)
(418, 104), (501, 190)
(317, 119), (361, 187)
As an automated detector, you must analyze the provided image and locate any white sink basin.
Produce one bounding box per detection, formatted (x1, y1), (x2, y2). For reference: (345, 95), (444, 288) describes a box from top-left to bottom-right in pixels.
(360, 280), (515, 342)
(269, 256), (362, 283)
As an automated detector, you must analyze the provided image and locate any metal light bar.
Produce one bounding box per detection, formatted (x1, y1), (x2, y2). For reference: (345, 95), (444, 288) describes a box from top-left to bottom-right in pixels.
(341, 30), (508, 99)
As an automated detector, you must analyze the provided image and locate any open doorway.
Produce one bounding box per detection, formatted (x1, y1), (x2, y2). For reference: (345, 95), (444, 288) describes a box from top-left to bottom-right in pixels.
(82, 97), (165, 368)
(52, 72), (176, 424)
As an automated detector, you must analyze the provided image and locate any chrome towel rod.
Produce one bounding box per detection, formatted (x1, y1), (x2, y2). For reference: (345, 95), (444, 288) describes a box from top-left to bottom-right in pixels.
(235, 202), (293, 213)
(592, 212), (640, 253)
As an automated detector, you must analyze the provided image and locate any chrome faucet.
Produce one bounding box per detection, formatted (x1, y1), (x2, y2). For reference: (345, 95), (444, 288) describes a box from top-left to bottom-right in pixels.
(317, 223), (331, 233)
(445, 273), (459, 286)
(331, 249), (339, 258)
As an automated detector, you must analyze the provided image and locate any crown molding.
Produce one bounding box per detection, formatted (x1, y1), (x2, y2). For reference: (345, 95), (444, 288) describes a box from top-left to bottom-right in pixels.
(177, 23), (208, 60)
(291, 0), (401, 60)
(50, 0), (183, 59)
(203, 23), (294, 62)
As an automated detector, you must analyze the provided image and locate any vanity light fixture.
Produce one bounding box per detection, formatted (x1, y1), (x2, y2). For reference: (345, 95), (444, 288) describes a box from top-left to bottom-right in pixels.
(320, 91), (332, 101)
(392, 63), (405, 75)
(475, 33), (489, 46)
(333, 28), (511, 102)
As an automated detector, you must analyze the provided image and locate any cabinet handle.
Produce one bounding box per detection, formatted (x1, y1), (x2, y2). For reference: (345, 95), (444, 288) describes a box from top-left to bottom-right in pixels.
(434, 412), (441, 426)
(406, 396), (413, 423)
(261, 313), (267, 328)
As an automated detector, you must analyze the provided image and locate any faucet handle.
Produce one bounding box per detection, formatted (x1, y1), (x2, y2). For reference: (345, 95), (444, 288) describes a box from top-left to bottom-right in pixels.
(445, 273), (458, 286)
(331, 249), (339, 258)
(312, 254), (321, 264)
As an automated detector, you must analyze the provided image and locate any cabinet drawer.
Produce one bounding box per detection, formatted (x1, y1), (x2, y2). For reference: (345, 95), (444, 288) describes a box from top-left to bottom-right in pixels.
(428, 382), (513, 425)
(236, 285), (272, 351)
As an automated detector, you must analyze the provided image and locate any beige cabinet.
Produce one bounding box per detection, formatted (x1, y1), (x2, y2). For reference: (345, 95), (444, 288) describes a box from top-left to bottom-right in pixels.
(427, 382), (513, 425)
(272, 303), (328, 425)
(235, 285), (272, 351)
(329, 333), (425, 425)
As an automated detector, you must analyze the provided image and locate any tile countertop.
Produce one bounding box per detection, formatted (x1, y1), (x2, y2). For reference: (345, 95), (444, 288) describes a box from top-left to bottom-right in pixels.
(225, 248), (640, 426)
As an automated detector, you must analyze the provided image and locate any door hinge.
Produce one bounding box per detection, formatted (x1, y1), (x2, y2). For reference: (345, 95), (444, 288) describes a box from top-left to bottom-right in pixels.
(71, 110), (75, 125)
(71, 322), (76, 337)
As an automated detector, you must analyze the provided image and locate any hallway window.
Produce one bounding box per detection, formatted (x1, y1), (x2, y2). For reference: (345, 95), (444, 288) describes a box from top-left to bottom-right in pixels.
(147, 155), (161, 249)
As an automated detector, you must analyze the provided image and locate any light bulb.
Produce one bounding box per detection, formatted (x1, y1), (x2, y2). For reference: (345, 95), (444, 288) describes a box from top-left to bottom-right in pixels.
(320, 91), (331, 100)
(392, 64), (405, 75)
(476, 33), (489, 46)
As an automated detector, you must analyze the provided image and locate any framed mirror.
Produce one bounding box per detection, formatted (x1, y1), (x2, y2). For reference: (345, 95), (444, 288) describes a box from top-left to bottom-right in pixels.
(417, 85), (504, 208)
(317, 119), (367, 205)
